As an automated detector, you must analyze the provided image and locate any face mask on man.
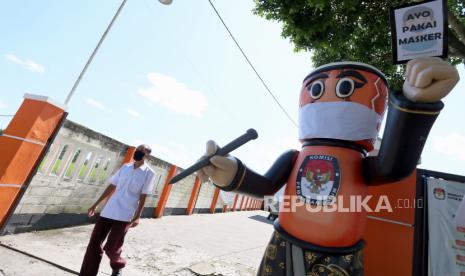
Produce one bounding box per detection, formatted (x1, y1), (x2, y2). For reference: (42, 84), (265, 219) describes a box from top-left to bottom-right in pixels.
(133, 150), (145, 161)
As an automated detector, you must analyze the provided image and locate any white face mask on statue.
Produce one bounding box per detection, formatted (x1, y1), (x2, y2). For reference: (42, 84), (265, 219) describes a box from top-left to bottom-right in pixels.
(298, 101), (383, 141)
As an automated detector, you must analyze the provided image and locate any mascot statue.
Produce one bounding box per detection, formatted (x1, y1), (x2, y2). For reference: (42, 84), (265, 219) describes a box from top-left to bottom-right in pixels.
(197, 57), (459, 275)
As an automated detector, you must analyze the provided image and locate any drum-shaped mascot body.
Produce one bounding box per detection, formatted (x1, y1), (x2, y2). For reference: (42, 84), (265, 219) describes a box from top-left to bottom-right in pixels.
(197, 57), (459, 275)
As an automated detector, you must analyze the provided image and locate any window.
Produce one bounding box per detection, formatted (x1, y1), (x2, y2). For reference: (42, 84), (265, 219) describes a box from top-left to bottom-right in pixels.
(64, 149), (81, 179)
(37, 144), (54, 174)
(153, 175), (163, 197)
(88, 155), (103, 183)
(98, 158), (112, 184)
(50, 145), (69, 176)
(78, 152), (93, 181)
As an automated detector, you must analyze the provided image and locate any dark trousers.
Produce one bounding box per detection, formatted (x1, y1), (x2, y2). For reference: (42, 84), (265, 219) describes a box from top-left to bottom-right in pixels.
(79, 216), (131, 276)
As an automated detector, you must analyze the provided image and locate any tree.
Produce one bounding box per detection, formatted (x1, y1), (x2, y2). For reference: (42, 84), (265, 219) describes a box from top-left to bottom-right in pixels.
(254, 0), (465, 89)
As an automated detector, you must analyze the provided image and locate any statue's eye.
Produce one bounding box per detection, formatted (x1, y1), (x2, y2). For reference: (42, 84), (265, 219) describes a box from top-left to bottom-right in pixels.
(335, 77), (355, 98)
(308, 80), (325, 100)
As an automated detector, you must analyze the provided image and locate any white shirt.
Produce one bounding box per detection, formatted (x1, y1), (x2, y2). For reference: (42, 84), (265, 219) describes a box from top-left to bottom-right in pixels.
(101, 162), (155, 222)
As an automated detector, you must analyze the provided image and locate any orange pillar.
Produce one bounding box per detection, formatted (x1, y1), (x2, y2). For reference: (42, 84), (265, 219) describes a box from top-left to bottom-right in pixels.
(186, 177), (201, 215)
(222, 205), (228, 213)
(154, 165), (177, 218)
(209, 187), (220, 214)
(122, 146), (136, 164)
(232, 194), (239, 211)
(239, 196), (245, 210)
(0, 94), (66, 232)
(244, 197), (249, 211)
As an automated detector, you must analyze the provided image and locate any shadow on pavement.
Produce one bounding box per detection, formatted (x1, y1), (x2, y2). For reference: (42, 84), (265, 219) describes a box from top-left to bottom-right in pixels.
(248, 214), (274, 225)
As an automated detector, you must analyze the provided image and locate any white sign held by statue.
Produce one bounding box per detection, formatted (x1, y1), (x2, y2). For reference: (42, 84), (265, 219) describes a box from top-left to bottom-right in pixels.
(390, 0), (448, 64)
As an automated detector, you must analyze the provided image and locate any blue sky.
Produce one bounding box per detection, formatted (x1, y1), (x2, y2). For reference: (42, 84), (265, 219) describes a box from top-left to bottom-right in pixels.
(0, 0), (464, 176)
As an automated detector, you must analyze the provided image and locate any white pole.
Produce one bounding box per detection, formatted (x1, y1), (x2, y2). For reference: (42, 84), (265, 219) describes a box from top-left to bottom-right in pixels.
(64, 0), (128, 106)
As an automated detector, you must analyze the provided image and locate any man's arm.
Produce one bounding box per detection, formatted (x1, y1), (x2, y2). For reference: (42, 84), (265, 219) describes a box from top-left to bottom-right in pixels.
(131, 171), (155, 227)
(131, 194), (147, 227)
(87, 184), (116, 217)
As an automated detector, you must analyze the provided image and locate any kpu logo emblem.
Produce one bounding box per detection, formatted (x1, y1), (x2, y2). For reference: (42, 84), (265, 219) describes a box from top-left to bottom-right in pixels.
(296, 155), (340, 205)
(433, 188), (445, 200)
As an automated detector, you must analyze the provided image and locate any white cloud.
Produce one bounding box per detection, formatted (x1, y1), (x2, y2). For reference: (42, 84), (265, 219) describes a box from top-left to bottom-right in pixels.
(137, 73), (207, 117)
(432, 133), (465, 161)
(5, 54), (45, 73)
(84, 97), (106, 111)
(150, 144), (195, 169)
(126, 108), (142, 118)
(0, 100), (7, 109)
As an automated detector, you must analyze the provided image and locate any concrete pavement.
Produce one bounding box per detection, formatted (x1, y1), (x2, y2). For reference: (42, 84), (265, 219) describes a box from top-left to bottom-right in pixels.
(0, 211), (274, 276)
(0, 245), (73, 276)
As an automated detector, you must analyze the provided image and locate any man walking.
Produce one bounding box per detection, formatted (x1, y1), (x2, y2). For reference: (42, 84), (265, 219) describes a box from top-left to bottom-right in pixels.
(79, 145), (155, 276)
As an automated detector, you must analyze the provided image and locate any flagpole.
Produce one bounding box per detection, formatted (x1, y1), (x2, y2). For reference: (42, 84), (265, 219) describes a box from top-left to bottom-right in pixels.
(64, 0), (128, 106)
